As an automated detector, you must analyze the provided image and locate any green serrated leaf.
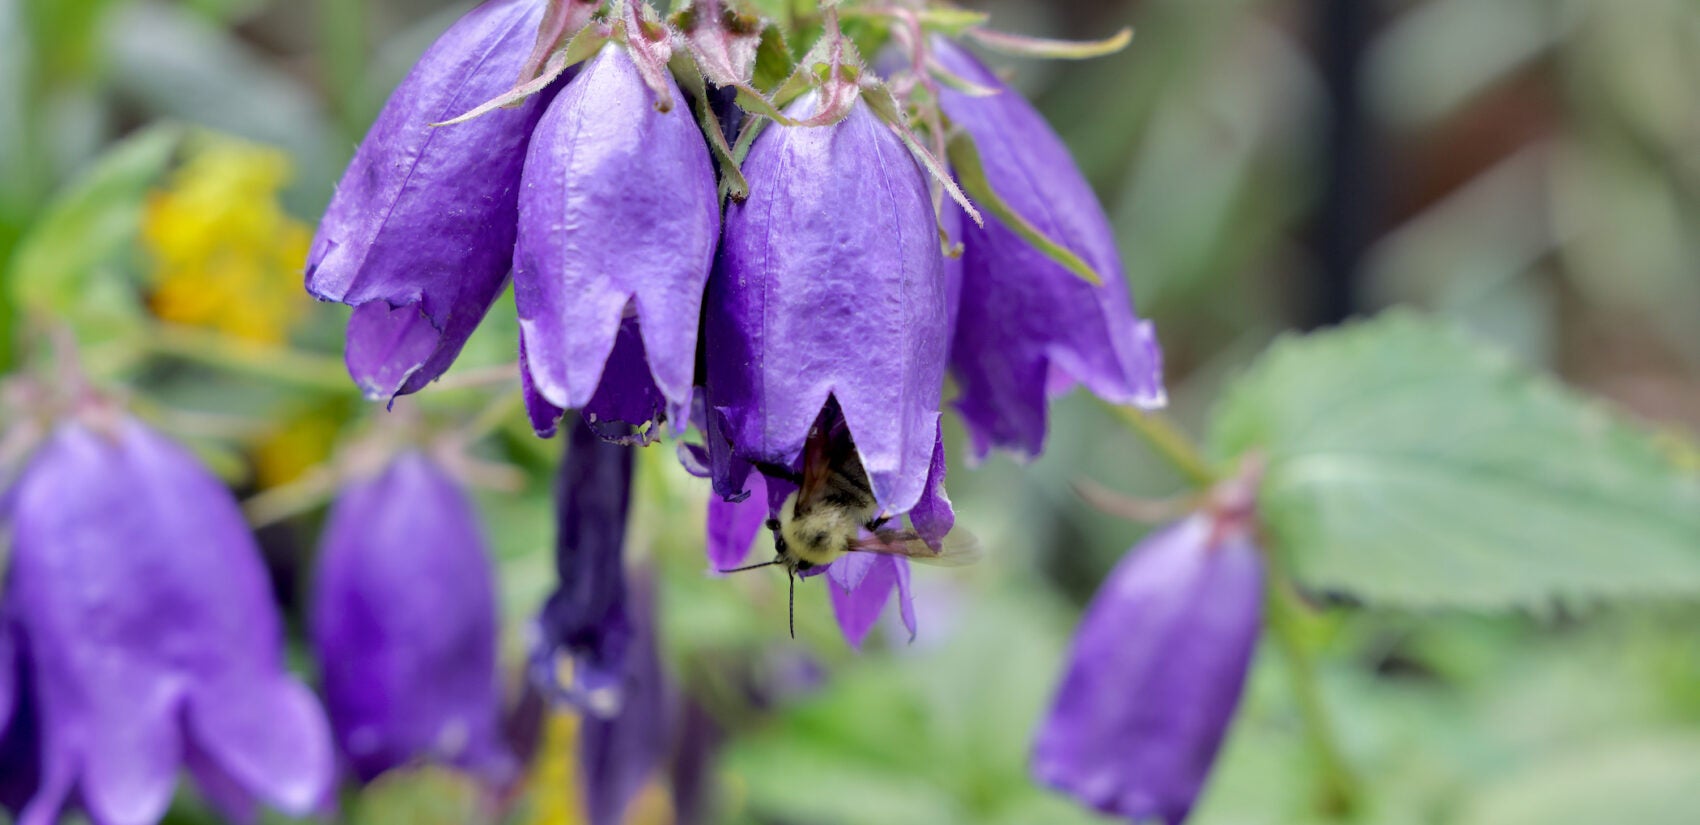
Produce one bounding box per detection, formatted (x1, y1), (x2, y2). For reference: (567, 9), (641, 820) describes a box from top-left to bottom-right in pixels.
(750, 22), (792, 90)
(1208, 310), (1700, 610)
(8, 123), (182, 334)
(946, 129), (1102, 284)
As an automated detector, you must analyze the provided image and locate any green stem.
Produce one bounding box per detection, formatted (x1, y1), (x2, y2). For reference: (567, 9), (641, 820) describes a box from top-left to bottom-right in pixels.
(1104, 403), (1216, 488)
(143, 323), (354, 394)
(1266, 580), (1360, 820)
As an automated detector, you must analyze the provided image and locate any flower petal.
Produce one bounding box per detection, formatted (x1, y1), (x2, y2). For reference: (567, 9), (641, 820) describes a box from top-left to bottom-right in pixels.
(706, 94), (946, 513)
(578, 578), (671, 825)
(310, 453), (510, 783)
(706, 470), (769, 571)
(515, 43), (718, 430)
(1031, 516), (1262, 824)
(933, 37), (1166, 459)
(307, 0), (560, 399)
(827, 554), (916, 649)
(186, 678), (334, 815)
(908, 421), (954, 548)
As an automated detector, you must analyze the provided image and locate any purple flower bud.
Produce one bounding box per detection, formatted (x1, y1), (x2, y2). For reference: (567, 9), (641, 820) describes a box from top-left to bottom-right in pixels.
(578, 576), (671, 825)
(532, 416), (634, 716)
(1032, 514), (1263, 825)
(307, 0), (559, 400)
(1, 419), (334, 825)
(515, 42), (719, 438)
(705, 94), (947, 512)
(932, 38), (1166, 460)
(309, 452), (512, 784)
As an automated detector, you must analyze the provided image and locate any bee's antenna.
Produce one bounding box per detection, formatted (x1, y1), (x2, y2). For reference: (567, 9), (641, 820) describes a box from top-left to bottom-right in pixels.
(718, 560), (781, 574)
(788, 571), (797, 640)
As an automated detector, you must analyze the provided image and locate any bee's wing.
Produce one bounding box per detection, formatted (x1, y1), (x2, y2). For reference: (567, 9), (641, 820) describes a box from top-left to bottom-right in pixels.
(850, 529), (982, 567)
(797, 425), (833, 511)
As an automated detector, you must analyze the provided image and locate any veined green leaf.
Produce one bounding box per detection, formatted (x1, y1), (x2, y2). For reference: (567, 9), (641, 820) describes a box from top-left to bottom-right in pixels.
(1209, 310), (1700, 610)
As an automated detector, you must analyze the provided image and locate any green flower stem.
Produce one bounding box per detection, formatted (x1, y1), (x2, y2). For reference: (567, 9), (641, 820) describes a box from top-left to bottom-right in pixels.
(142, 323), (354, 394)
(244, 465), (341, 528)
(1105, 403), (1216, 488)
(1267, 580), (1361, 820)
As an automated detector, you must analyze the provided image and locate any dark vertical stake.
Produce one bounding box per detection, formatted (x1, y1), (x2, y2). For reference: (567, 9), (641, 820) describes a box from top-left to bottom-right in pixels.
(1311, 0), (1382, 327)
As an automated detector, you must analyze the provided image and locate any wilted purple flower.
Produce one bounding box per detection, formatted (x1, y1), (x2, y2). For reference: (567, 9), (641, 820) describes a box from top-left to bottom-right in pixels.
(309, 451), (511, 784)
(578, 576), (671, 825)
(1032, 513), (1264, 825)
(515, 42), (719, 440)
(307, 0), (557, 401)
(1, 418), (333, 825)
(532, 415), (634, 715)
(704, 92), (947, 512)
(933, 37), (1166, 460)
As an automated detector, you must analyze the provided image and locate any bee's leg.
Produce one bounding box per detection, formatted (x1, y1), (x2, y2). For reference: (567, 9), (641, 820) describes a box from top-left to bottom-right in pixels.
(865, 515), (892, 531)
(754, 461), (804, 486)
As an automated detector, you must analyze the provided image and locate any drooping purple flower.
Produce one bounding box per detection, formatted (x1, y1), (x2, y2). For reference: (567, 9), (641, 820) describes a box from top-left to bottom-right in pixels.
(515, 42), (719, 440)
(704, 92), (947, 512)
(932, 37), (1166, 460)
(1032, 513), (1263, 825)
(578, 575), (672, 825)
(306, 0), (560, 400)
(532, 415), (634, 716)
(309, 451), (511, 784)
(1, 418), (334, 825)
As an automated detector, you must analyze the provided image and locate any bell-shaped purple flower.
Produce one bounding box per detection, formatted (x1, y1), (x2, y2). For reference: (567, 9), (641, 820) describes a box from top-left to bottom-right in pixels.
(1032, 513), (1263, 825)
(932, 37), (1166, 460)
(309, 451), (511, 784)
(578, 576), (671, 825)
(1, 418), (334, 825)
(306, 0), (559, 400)
(704, 93), (946, 512)
(532, 415), (634, 715)
(515, 42), (719, 439)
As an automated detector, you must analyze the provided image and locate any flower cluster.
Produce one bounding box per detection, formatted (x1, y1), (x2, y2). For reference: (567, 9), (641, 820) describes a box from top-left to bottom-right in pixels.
(307, 0), (1165, 646)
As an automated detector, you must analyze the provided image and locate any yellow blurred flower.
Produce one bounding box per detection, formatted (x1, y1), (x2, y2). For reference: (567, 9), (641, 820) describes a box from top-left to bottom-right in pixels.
(527, 712), (587, 825)
(141, 137), (310, 344)
(251, 409), (341, 489)
(523, 710), (674, 825)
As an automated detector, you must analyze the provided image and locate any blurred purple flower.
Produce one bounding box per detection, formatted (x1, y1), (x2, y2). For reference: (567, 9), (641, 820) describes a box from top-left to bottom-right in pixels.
(309, 451), (512, 784)
(0, 619), (38, 814)
(1, 419), (333, 825)
(1032, 514), (1264, 825)
(578, 576), (671, 825)
(704, 92), (946, 512)
(515, 42), (719, 440)
(306, 0), (558, 402)
(532, 416), (634, 716)
(933, 37), (1166, 460)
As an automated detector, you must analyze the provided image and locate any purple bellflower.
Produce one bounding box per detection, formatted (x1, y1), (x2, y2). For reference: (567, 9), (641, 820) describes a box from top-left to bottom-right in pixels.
(515, 42), (719, 442)
(933, 37), (1166, 460)
(309, 451), (512, 784)
(532, 415), (635, 716)
(578, 575), (671, 825)
(1, 418), (334, 825)
(307, 0), (558, 401)
(1032, 509), (1264, 825)
(704, 92), (947, 513)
